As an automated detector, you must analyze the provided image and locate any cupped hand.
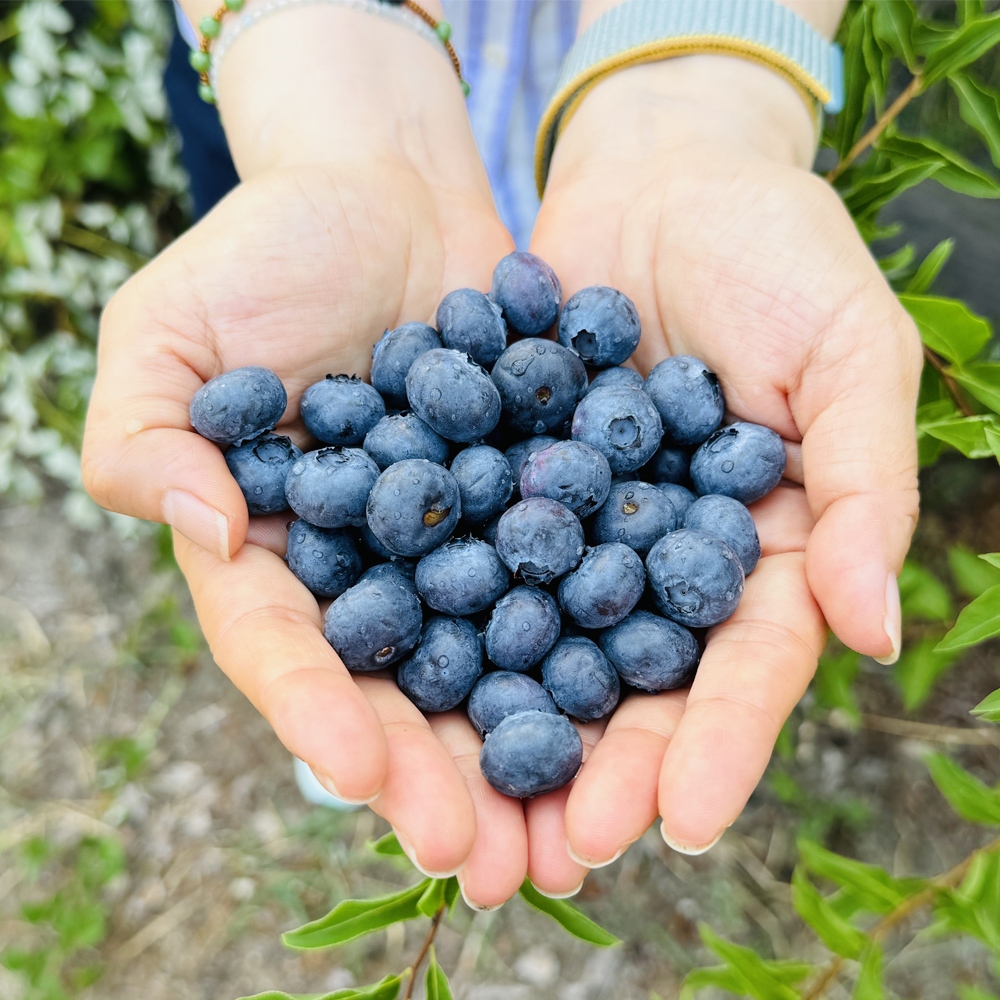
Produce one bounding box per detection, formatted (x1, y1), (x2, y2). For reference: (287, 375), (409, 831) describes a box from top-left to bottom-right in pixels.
(521, 55), (922, 890)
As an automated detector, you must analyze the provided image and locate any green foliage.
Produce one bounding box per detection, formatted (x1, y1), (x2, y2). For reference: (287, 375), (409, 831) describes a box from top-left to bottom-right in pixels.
(936, 584), (1000, 652)
(932, 850), (1000, 950)
(898, 559), (953, 620)
(236, 974), (406, 1000)
(925, 753), (1000, 826)
(425, 949), (453, 1000)
(517, 878), (621, 946)
(950, 546), (1000, 599)
(894, 638), (959, 710)
(689, 926), (808, 1000)
(791, 867), (867, 958)
(972, 688), (1000, 723)
(898, 294), (992, 365)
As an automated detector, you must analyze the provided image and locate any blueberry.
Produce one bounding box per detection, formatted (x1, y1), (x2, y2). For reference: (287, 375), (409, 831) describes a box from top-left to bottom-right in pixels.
(683, 494), (761, 574)
(467, 672), (558, 738)
(557, 285), (641, 368)
(323, 573), (423, 671)
(484, 586), (561, 671)
(656, 482), (697, 520)
(589, 366), (644, 392)
(481, 514), (501, 546)
(480, 710), (582, 798)
(397, 616), (483, 713)
(359, 520), (395, 561)
(225, 433), (302, 515)
(491, 339), (587, 436)
(363, 412), (449, 469)
(358, 560), (417, 591)
(557, 542), (645, 629)
(449, 445), (513, 524)
(599, 610), (700, 692)
(644, 356), (724, 446)
(588, 480), (676, 557)
(415, 537), (509, 615)
(689, 422), (786, 504)
(645, 528), (745, 627)
(495, 497), (584, 586)
(286, 520), (362, 598)
(405, 348), (501, 443)
(642, 444), (691, 486)
(190, 366), (286, 445)
(519, 440), (611, 518)
(505, 435), (560, 492)
(371, 322), (442, 408)
(436, 288), (508, 368)
(285, 447), (380, 528)
(299, 374), (385, 446)
(490, 251), (561, 336)
(571, 385), (663, 474)
(365, 459), (461, 557)
(541, 636), (620, 721)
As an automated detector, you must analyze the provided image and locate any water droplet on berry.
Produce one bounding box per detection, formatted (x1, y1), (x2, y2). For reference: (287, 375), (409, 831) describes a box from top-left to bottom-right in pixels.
(430, 388), (442, 400)
(521, 621), (530, 631)
(722, 460), (734, 473)
(438, 655), (449, 668)
(253, 486), (263, 494)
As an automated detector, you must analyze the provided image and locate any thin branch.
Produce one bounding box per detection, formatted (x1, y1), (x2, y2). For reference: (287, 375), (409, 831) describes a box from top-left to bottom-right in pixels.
(60, 224), (149, 272)
(859, 713), (1000, 748)
(402, 904), (446, 1000)
(827, 74), (924, 183)
(923, 344), (976, 417)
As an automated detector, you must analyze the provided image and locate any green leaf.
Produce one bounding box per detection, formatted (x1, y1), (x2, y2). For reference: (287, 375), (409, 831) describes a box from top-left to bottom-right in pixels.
(842, 161), (943, 218)
(951, 74), (1000, 169)
(926, 753), (1000, 825)
(904, 239), (954, 294)
(282, 881), (430, 950)
(919, 414), (999, 460)
(443, 876), (460, 913)
(878, 242), (915, 278)
(813, 648), (860, 722)
(922, 13), (1000, 86)
(871, 0), (916, 67)
(971, 688), (1000, 723)
(237, 977), (405, 1000)
(425, 949), (453, 1000)
(680, 960), (813, 1000)
(959, 988), (1000, 1000)
(369, 832), (406, 857)
(933, 850), (1000, 948)
(985, 424), (1000, 464)
(949, 363), (1000, 414)
(518, 879), (620, 946)
(957, 0), (985, 23)
(835, 9), (873, 160)
(862, 9), (890, 109)
(936, 584), (1000, 652)
(698, 925), (800, 1000)
(950, 545), (1000, 599)
(899, 294), (992, 363)
(791, 867), (867, 958)
(798, 840), (914, 913)
(878, 133), (1000, 199)
(417, 879), (448, 919)
(894, 639), (960, 711)
(852, 946), (883, 1000)
(980, 553), (1000, 571)
(898, 560), (952, 621)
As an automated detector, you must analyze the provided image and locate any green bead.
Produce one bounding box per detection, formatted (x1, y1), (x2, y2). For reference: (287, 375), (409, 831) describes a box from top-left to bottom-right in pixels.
(198, 82), (216, 104)
(224, 0), (245, 8)
(199, 15), (221, 38)
(435, 20), (452, 42)
(188, 50), (211, 73)
(461, 79), (471, 97)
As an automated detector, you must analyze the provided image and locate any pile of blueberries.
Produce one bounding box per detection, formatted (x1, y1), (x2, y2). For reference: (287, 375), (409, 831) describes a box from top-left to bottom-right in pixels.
(189, 252), (785, 799)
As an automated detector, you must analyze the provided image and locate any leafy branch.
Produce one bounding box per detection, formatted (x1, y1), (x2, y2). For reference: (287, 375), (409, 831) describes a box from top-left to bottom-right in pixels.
(400, 904), (445, 1000)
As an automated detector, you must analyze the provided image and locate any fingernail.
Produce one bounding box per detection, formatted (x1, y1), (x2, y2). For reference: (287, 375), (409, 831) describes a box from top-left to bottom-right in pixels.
(534, 879), (586, 900)
(394, 829), (463, 879)
(873, 572), (901, 666)
(456, 872), (504, 912)
(313, 768), (379, 806)
(566, 842), (629, 869)
(660, 821), (724, 856)
(163, 489), (230, 562)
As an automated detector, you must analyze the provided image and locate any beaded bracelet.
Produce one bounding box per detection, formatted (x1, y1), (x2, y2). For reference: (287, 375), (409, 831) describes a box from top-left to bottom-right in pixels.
(189, 0), (468, 103)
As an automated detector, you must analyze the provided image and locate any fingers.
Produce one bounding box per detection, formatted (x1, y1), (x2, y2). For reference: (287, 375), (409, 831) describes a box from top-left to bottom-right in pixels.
(749, 484), (814, 557)
(658, 551), (826, 851)
(174, 532), (389, 802)
(427, 713), (528, 909)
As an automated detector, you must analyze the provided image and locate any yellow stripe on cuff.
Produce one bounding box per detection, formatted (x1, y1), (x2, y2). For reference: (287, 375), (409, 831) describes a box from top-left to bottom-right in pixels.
(535, 34), (829, 197)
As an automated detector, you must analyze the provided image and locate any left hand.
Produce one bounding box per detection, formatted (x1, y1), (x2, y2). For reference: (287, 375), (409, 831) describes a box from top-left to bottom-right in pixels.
(520, 54), (922, 893)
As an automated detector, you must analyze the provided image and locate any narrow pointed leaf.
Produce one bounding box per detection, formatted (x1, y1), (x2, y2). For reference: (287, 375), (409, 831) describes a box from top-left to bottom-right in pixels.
(980, 553), (1000, 570)
(922, 13), (1000, 86)
(919, 414), (998, 459)
(798, 840), (915, 913)
(843, 161), (942, 218)
(791, 867), (867, 958)
(951, 74), (1000, 168)
(370, 832), (406, 856)
(518, 879), (620, 946)
(425, 949), (453, 1000)
(852, 946), (884, 1000)
(904, 239), (954, 293)
(957, 1), (984, 22)
(949, 363), (1000, 415)
(878, 133), (1000, 199)
(925, 752), (1000, 825)
(443, 876), (460, 913)
(936, 584), (1000, 652)
(699, 925), (800, 1000)
(871, 0), (916, 66)
(899, 294), (991, 363)
(417, 878), (448, 918)
(282, 881), (430, 950)
(238, 977), (405, 1000)
(971, 688), (1000, 723)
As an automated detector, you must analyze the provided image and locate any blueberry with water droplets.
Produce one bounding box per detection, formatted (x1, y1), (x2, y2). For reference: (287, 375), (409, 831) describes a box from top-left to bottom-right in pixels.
(490, 251), (561, 336)
(588, 480), (676, 557)
(541, 636), (620, 721)
(190, 365), (286, 445)
(366, 459), (461, 557)
(491, 338), (587, 436)
(323, 572), (422, 671)
(557, 542), (645, 629)
(505, 435), (560, 492)
(484, 585), (561, 671)
(480, 710), (582, 798)
(359, 520), (394, 561)
(286, 520), (362, 598)
(520, 440), (611, 517)
(599, 610), (700, 692)
(363, 412), (449, 469)
(644, 356), (724, 446)
(589, 366), (644, 392)
(358, 560), (417, 592)
(558, 285), (641, 368)
(683, 494), (761, 574)
(285, 446), (380, 528)
(449, 445), (513, 524)
(657, 482), (697, 520)
(371, 322), (442, 408)
(690, 422), (786, 504)
(405, 348), (501, 443)
(495, 497), (584, 586)
(571, 385), (663, 474)
(397, 616), (483, 713)
(225, 433), (302, 515)
(645, 528), (744, 627)
(415, 537), (509, 615)
(467, 672), (558, 738)
(299, 374), (385, 446)
(642, 444), (691, 486)
(436, 288), (508, 368)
